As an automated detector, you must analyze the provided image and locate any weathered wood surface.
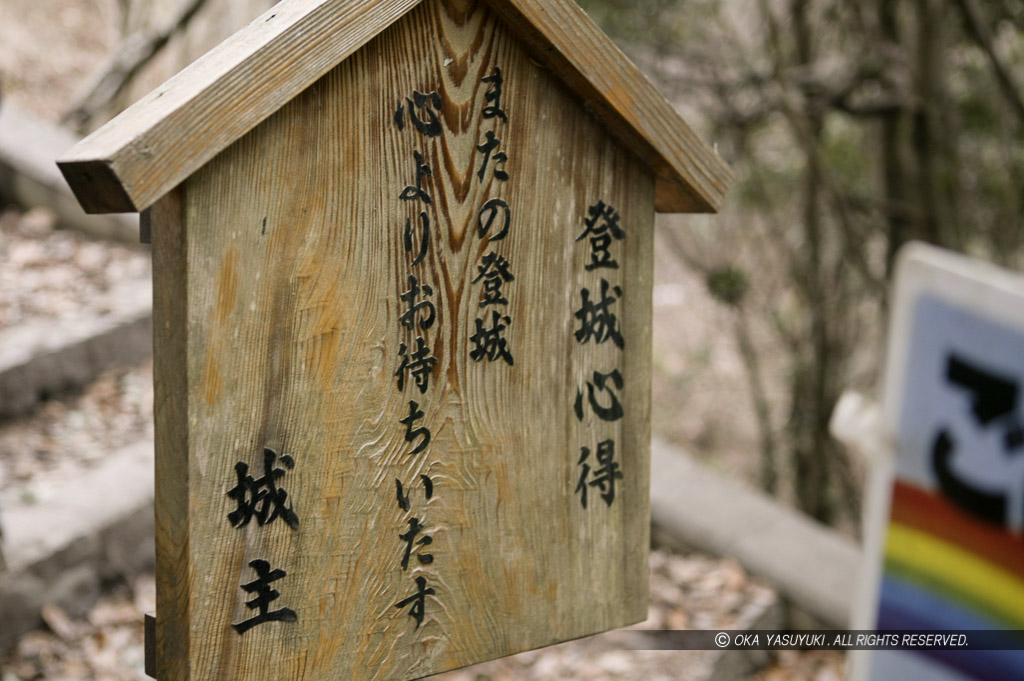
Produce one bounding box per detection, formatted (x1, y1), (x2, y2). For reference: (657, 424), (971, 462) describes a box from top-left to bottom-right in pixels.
(58, 0), (729, 215)
(151, 188), (190, 681)
(152, 1), (652, 679)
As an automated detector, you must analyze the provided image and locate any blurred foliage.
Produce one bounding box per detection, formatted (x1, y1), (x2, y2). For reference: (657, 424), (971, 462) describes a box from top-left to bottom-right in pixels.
(705, 267), (749, 307)
(576, 0), (698, 53)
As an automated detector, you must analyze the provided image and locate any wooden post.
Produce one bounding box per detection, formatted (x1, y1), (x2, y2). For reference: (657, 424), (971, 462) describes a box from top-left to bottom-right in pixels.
(58, 1), (731, 679)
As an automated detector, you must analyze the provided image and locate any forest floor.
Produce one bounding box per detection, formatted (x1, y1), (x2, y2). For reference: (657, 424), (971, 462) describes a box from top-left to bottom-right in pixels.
(1, 1), (844, 679)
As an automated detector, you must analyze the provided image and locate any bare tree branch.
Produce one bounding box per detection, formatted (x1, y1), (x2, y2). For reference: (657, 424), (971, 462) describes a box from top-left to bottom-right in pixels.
(952, 0), (1024, 125)
(63, 0), (208, 130)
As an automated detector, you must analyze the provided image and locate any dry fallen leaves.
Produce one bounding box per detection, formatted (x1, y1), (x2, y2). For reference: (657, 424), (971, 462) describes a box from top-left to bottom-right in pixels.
(5, 576), (150, 681)
(0, 208), (150, 327)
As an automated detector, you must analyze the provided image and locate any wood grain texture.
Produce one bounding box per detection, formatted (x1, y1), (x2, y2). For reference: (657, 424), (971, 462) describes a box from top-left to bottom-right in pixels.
(152, 2), (652, 680)
(58, 0), (424, 213)
(151, 187), (190, 681)
(58, 0), (730, 215)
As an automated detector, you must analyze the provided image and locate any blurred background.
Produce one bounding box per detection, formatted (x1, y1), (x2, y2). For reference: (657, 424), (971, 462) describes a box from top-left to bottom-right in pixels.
(3, 0), (1023, 679)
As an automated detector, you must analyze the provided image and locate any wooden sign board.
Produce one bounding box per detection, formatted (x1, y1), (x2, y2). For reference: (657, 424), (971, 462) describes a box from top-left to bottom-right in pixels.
(852, 243), (1024, 681)
(58, 1), (731, 679)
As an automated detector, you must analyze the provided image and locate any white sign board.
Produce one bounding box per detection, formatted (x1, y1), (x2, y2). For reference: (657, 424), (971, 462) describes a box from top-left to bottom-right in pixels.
(852, 242), (1024, 680)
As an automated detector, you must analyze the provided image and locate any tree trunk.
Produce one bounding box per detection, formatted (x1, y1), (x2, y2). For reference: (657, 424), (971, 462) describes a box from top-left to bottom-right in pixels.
(787, 0), (835, 523)
(913, 0), (944, 246)
(879, 0), (912, 278)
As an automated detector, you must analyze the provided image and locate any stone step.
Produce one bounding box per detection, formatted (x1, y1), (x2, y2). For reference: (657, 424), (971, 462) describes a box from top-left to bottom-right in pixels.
(650, 437), (862, 629)
(0, 272), (152, 418)
(0, 439), (154, 652)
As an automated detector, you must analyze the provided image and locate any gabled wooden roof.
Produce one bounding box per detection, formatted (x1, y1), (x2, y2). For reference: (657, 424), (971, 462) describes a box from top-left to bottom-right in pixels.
(58, 0), (732, 215)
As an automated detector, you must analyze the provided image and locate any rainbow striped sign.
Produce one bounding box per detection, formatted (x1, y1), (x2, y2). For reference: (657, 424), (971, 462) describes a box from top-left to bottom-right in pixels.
(854, 244), (1024, 681)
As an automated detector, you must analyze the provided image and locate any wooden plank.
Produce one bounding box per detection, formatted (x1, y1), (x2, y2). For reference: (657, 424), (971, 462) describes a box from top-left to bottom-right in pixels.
(151, 188), (190, 681)
(486, 0), (733, 213)
(144, 613), (156, 679)
(140, 208), (152, 245)
(57, 0), (424, 214)
(159, 2), (651, 679)
(58, 0), (729, 216)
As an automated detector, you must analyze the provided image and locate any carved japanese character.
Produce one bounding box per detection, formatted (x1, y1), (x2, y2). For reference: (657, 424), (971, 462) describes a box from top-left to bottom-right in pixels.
(395, 575), (435, 628)
(400, 400), (431, 456)
(473, 252), (515, 307)
(470, 310), (514, 366)
(476, 198), (510, 240)
(482, 66), (507, 121)
(398, 516), (434, 570)
(394, 90), (443, 136)
(575, 439), (623, 508)
(395, 336), (437, 393)
(399, 275), (436, 331)
(226, 448), (299, 530)
(476, 130), (509, 181)
(574, 369), (624, 422)
(232, 559), (297, 635)
(575, 279), (624, 348)
(577, 201), (625, 270)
